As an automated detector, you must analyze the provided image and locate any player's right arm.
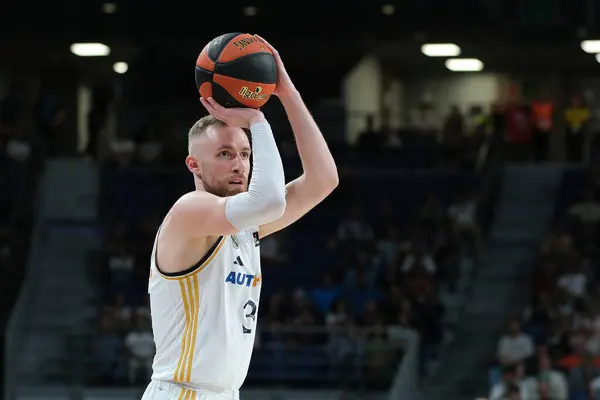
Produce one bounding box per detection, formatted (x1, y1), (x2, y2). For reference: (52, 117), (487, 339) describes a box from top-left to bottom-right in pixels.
(170, 109), (287, 237)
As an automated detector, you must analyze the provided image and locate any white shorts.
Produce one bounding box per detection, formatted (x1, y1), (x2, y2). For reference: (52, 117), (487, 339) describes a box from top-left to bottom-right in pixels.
(142, 380), (240, 400)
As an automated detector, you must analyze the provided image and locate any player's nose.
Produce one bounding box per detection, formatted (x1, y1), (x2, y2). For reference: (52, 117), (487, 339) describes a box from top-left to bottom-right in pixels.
(231, 158), (245, 174)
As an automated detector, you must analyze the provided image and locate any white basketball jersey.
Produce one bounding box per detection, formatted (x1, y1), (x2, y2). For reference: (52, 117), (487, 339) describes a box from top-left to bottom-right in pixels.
(148, 227), (262, 393)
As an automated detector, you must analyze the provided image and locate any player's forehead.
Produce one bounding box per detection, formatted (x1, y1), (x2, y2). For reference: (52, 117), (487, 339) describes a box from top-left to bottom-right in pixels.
(203, 124), (250, 150)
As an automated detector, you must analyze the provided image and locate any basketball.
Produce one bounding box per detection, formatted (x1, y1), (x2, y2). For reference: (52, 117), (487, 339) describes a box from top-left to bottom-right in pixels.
(195, 33), (278, 109)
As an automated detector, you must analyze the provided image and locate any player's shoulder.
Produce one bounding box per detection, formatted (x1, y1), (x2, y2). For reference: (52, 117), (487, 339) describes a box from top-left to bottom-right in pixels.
(170, 190), (220, 216)
(175, 190), (214, 205)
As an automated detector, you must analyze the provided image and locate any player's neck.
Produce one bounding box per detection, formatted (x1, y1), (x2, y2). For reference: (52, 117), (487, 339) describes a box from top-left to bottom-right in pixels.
(194, 177), (206, 192)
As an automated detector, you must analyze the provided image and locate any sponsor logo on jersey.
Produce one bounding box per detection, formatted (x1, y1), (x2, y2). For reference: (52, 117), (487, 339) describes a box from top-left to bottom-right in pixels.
(252, 231), (260, 247)
(225, 270), (262, 287)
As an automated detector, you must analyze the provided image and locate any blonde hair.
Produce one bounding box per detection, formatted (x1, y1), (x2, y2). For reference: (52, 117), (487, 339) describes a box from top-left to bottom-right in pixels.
(187, 115), (226, 153)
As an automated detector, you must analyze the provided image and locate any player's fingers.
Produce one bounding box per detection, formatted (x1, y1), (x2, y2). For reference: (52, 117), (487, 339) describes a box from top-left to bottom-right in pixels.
(200, 97), (215, 114)
(207, 97), (220, 107)
(207, 97), (227, 114)
(255, 35), (278, 55)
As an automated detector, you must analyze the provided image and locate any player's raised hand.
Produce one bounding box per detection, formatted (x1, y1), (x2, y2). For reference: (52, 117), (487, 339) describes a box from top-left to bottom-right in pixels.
(200, 97), (265, 129)
(255, 35), (296, 99)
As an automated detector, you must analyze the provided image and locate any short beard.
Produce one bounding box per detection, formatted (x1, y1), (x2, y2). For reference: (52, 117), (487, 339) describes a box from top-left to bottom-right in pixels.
(195, 173), (244, 197)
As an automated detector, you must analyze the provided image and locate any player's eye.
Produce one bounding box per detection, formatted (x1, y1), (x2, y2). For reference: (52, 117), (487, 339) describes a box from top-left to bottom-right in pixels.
(240, 152), (250, 160)
(219, 150), (231, 158)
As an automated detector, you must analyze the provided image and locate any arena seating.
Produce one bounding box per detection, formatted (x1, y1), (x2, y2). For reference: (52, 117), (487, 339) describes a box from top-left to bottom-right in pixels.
(489, 166), (600, 400)
(92, 156), (483, 390)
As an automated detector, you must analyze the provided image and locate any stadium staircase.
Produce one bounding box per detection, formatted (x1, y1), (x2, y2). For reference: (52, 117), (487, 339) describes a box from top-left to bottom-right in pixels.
(7, 158), (101, 389)
(423, 164), (564, 400)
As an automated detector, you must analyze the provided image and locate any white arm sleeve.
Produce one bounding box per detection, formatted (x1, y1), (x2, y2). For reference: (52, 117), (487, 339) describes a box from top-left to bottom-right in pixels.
(225, 120), (286, 231)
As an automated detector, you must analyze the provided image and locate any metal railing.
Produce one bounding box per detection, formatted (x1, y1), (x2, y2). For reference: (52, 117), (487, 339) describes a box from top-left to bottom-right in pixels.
(2, 154), (43, 400)
(4, 188), (44, 400)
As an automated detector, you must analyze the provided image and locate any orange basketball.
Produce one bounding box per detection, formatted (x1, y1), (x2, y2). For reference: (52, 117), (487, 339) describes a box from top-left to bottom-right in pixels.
(195, 33), (278, 109)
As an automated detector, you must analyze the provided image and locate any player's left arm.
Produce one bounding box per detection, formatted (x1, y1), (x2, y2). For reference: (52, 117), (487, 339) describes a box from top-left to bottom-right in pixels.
(256, 36), (338, 238)
(258, 91), (338, 238)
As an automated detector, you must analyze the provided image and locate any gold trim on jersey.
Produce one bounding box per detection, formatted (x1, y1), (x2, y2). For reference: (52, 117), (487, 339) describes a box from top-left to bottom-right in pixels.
(158, 236), (226, 281)
(177, 388), (197, 400)
(174, 274), (200, 383)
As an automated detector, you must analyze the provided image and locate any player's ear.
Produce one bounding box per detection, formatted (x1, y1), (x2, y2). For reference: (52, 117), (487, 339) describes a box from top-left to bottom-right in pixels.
(185, 155), (200, 173)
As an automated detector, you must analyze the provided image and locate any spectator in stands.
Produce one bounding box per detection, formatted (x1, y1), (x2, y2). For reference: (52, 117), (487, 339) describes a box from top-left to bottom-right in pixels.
(546, 317), (572, 361)
(260, 231), (289, 267)
(105, 293), (133, 333)
(410, 100), (438, 140)
(568, 352), (599, 399)
(387, 299), (415, 341)
(591, 376), (600, 400)
(262, 290), (287, 331)
(377, 224), (402, 265)
(343, 263), (383, 315)
(124, 316), (155, 385)
(486, 102), (505, 138)
(556, 256), (588, 299)
(400, 236), (437, 275)
(411, 284), (444, 372)
(137, 129), (163, 164)
(4, 128), (32, 164)
(356, 115), (383, 155)
(565, 96), (590, 162)
(447, 192), (484, 259)
(537, 352), (568, 399)
(489, 363), (533, 400)
(442, 105), (465, 146)
(325, 298), (349, 329)
(380, 117), (402, 149)
(93, 313), (124, 385)
(531, 95), (554, 162)
(568, 189), (600, 227)
(505, 101), (533, 162)
(504, 383), (522, 400)
(337, 203), (374, 243)
(311, 273), (341, 315)
(326, 307), (361, 389)
(540, 224), (573, 257)
(135, 295), (151, 324)
(107, 243), (135, 290)
(365, 323), (393, 389)
(497, 318), (534, 365)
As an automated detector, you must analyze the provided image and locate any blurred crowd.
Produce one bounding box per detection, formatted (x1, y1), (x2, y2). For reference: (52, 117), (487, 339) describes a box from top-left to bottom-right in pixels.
(89, 90), (494, 390)
(5, 72), (600, 395)
(490, 166), (600, 400)
(103, 93), (600, 174)
(92, 173), (484, 390)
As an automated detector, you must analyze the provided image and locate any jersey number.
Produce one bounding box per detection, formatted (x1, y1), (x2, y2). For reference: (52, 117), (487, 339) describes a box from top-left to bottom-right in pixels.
(242, 300), (257, 334)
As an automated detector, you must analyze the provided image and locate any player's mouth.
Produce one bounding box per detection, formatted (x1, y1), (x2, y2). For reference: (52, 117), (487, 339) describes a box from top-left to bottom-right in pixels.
(228, 179), (245, 185)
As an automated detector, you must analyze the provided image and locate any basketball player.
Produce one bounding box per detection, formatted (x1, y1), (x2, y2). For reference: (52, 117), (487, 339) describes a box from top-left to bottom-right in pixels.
(142, 36), (338, 400)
